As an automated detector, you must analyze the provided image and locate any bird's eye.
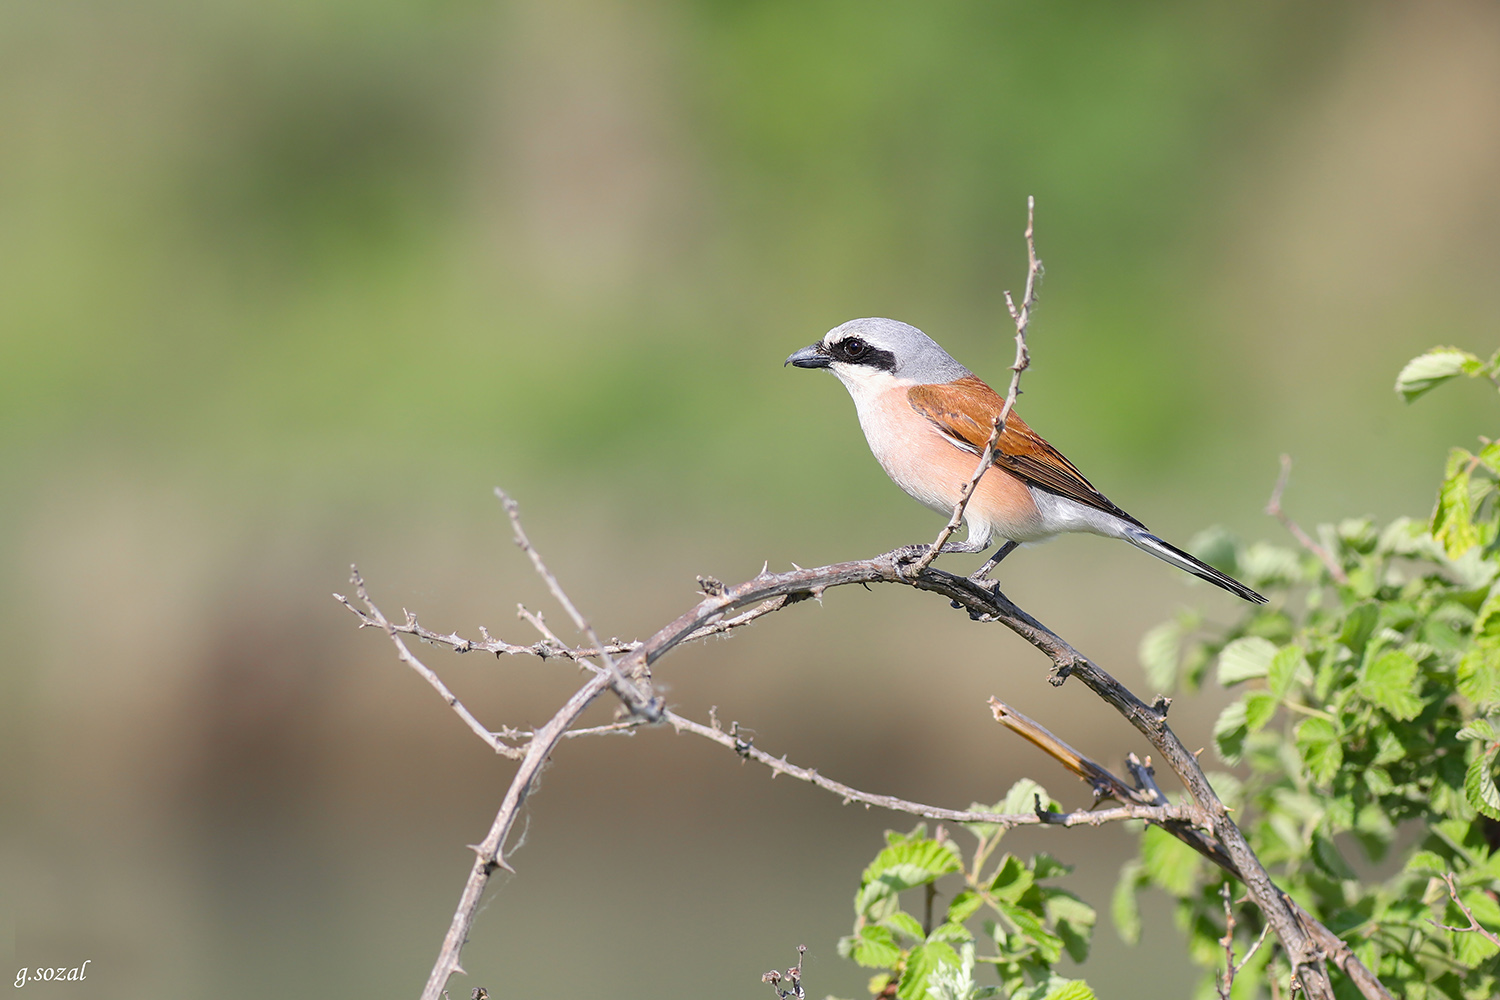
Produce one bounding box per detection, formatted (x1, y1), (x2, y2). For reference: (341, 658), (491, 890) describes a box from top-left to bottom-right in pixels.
(842, 337), (868, 359)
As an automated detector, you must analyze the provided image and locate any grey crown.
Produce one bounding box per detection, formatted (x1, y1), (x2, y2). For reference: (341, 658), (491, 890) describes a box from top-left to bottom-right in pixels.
(826, 318), (974, 384)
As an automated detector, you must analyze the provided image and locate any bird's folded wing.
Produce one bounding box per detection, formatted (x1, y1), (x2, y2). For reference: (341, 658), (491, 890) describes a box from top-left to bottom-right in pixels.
(906, 377), (1145, 528)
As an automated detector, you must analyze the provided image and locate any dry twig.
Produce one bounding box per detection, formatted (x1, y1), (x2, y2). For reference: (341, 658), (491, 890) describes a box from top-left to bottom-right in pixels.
(1430, 872), (1500, 948)
(1266, 454), (1349, 585)
(340, 201), (1398, 1000)
(348, 531), (1390, 1000)
(911, 196), (1038, 575)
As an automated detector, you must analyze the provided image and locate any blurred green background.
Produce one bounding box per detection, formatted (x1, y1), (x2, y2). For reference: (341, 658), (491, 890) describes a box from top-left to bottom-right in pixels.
(5, 1), (1500, 996)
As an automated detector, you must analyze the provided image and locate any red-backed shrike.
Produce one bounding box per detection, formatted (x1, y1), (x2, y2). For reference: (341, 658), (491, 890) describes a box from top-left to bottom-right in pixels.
(786, 317), (1266, 604)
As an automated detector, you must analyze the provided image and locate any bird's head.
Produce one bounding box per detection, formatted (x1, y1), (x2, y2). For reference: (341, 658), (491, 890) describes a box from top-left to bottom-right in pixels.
(784, 318), (972, 392)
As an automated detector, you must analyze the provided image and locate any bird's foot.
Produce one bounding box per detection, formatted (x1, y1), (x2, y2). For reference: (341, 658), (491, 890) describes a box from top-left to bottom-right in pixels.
(893, 543), (932, 570)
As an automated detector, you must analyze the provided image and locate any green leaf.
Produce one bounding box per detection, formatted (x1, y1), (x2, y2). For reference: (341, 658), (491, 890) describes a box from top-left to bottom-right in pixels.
(1360, 649), (1424, 721)
(995, 901), (1063, 963)
(946, 890), (983, 925)
(1213, 699), (1249, 765)
(1447, 895), (1500, 968)
(1029, 854), (1072, 881)
(1140, 825), (1202, 895)
(1458, 641), (1500, 707)
(1217, 636), (1279, 686)
(926, 921), (974, 945)
(1040, 981), (1097, 1000)
(886, 911), (926, 941)
(897, 941), (960, 1000)
(851, 925), (902, 969)
(1111, 861), (1144, 945)
(1044, 892), (1096, 963)
(1404, 850), (1449, 876)
(989, 855), (1034, 904)
(1139, 620), (1182, 691)
(1296, 716), (1343, 785)
(1478, 439), (1500, 477)
(1395, 347), (1483, 402)
(1459, 719), (1500, 821)
(863, 840), (964, 892)
(1267, 646), (1311, 698)
(1340, 602), (1380, 656)
(999, 778), (1056, 817)
(1433, 449), (1481, 559)
(1243, 690), (1279, 733)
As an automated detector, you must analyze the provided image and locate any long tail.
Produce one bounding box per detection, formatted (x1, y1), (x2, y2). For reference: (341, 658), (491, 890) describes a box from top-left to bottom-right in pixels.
(1123, 528), (1267, 604)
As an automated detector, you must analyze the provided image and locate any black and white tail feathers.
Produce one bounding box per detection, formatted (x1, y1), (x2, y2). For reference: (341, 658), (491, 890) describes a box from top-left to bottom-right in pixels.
(1124, 528), (1267, 604)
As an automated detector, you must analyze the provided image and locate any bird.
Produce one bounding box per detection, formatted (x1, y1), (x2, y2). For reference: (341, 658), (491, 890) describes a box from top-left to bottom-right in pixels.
(784, 317), (1266, 604)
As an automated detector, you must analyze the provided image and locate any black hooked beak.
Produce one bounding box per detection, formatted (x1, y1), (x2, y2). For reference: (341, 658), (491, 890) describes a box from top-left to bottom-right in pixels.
(784, 343), (831, 369)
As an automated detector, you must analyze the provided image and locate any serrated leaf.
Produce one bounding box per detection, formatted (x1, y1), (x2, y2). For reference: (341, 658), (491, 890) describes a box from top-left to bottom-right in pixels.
(1478, 439), (1500, 476)
(1404, 850), (1449, 875)
(1030, 853), (1072, 881)
(1448, 896), (1500, 968)
(897, 941), (959, 1000)
(946, 890), (983, 926)
(1140, 825), (1202, 895)
(1296, 716), (1343, 785)
(1434, 449), (1481, 559)
(1044, 894), (1095, 930)
(1217, 636), (1278, 686)
(999, 778), (1055, 817)
(1378, 516), (1440, 557)
(995, 901), (1063, 963)
(1462, 726), (1500, 821)
(1044, 892), (1096, 964)
(886, 911), (926, 941)
(1360, 649), (1424, 721)
(1395, 347), (1483, 402)
(1139, 620), (1182, 691)
(1240, 542), (1302, 586)
(1213, 699), (1249, 765)
(1458, 641), (1500, 707)
(1111, 861), (1144, 945)
(1244, 690), (1279, 733)
(989, 855), (1033, 904)
(1267, 646), (1311, 698)
(851, 925), (902, 968)
(864, 840), (963, 891)
(1041, 982), (1096, 1000)
(926, 921), (974, 945)
(1340, 602), (1380, 655)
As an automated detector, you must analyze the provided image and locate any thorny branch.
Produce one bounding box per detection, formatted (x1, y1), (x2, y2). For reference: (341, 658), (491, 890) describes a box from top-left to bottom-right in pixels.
(911, 196), (1038, 575)
(1217, 883), (1272, 1000)
(339, 204), (1390, 1000)
(762, 945), (807, 1000)
(347, 526), (1390, 1000)
(1430, 872), (1500, 948)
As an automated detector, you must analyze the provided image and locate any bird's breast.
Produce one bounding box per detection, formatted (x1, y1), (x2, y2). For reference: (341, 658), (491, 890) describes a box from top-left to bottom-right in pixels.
(855, 387), (1045, 541)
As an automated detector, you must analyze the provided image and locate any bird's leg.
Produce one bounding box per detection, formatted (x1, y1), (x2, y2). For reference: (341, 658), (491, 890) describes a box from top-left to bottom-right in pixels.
(970, 540), (1019, 581)
(938, 537), (990, 555)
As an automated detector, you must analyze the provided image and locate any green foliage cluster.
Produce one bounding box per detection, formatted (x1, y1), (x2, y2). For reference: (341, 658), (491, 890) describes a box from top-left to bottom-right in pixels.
(835, 348), (1500, 999)
(836, 780), (1098, 1000)
(1122, 346), (1500, 998)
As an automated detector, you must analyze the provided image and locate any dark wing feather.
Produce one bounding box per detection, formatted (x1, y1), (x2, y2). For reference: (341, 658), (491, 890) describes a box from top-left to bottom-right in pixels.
(906, 377), (1145, 529)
